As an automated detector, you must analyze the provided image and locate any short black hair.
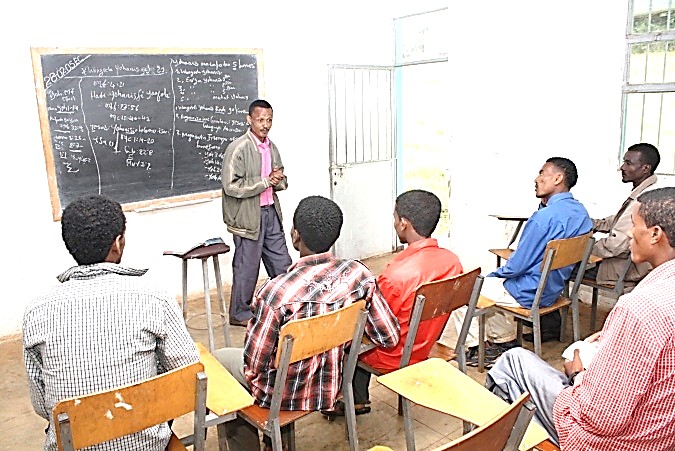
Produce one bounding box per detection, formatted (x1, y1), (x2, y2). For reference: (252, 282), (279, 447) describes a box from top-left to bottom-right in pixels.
(628, 142), (660, 174)
(546, 157), (578, 189)
(293, 196), (343, 253)
(395, 190), (441, 238)
(637, 187), (675, 247)
(249, 99), (273, 115)
(61, 195), (126, 265)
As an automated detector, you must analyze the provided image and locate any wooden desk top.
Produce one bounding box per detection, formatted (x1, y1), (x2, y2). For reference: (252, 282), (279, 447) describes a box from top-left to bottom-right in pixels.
(377, 358), (549, 450)
(196, 342), (254, 416)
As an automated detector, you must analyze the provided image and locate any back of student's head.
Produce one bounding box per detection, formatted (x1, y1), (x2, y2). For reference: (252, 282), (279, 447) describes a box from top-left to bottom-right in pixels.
(637, 187), (675, 247)
(395, 190), (441, 238)
(61, 195), (126, 265)
(546, 157), (578, 189)
(628, 142), (660, 174)
(293, 195), (343, 253)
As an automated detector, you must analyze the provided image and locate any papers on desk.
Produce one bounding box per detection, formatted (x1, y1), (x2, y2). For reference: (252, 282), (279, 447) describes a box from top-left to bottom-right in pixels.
(561, 340), (600, 369)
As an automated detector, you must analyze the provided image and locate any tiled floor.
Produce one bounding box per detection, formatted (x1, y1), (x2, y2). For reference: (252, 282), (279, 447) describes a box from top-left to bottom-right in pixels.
(0, 252), (612, 450)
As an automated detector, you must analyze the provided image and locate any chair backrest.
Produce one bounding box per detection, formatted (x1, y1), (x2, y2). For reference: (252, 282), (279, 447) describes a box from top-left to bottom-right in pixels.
(403, 268), (483, 368)
(273, 299), (368, 367)
(532, 232), (594, 310)
(543, 232), (594, 271)
(267, 299), (369, 441)
(53, 361), (207, 451)
(439, 393), (534, 451)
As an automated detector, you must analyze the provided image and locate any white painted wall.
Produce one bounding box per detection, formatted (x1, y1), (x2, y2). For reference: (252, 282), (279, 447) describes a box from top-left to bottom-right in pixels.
(2, 0), (447, 337)
(2, 0), (667, 337)
(446, 0), (673, 275)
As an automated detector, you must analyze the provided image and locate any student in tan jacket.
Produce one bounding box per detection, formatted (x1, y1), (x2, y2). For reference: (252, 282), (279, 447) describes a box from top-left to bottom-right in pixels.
(590, 143), (660, 290)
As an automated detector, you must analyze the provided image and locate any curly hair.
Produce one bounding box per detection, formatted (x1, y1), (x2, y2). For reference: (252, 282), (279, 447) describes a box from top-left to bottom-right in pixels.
(395, 190), (441, 238)
(61, 195), (126, 265)
(637, 187), (675, 247)
(546, 157), (579, 189)
(293, 196), (343, 253)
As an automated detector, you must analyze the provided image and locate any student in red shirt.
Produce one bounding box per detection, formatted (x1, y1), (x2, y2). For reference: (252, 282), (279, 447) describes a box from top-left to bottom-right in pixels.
(328, 190), (463, 416)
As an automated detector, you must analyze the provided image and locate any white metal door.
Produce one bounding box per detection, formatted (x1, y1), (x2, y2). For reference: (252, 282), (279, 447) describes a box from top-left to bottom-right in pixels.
(328, 65), (396, 260)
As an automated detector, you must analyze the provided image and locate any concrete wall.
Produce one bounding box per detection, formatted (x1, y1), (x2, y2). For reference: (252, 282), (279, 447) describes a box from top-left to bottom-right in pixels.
(3, 0), (669, 337)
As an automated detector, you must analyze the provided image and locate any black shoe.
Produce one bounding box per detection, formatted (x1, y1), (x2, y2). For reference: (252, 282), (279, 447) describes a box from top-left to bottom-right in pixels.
(493, 340), (520, 352)
(466, 346), (501, 368)
(523, 331), (560, 343)
(229, 318), (250, 327)
(321, 400), (371, 420)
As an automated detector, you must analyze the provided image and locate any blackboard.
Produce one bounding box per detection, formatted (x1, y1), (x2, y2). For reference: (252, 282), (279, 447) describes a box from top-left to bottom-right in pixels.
(31, 48), (263, 220)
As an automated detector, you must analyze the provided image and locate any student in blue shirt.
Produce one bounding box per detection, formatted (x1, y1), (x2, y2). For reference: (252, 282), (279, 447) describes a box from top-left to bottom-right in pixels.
(453, 157), (593, 367)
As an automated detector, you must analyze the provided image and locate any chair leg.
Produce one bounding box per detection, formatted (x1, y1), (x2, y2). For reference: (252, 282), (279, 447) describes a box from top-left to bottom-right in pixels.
(559, 307), (568, 342)
(590, 287), (599, 332)
(478, 314), (486, 373)
(515, 319), (523, 346)
(533, 315), (542, 357)
(268, 419), (283, 451)
(342, 381), (360, 451)
(571, 300), (580, 342)
(402, 398), (416, 451)
(281, 423), (295, 451)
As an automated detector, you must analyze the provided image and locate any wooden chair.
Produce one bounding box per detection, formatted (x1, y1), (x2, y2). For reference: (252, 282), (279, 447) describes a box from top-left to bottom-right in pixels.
(376, 358), (549, 451)
(481, 232), (594, 358)
(236, 300), (368, 451)
(578, 252), (632, 332)
(357, 268), (483, 415)
(436, 393), (534, 451)
(53, 362), (207, 451)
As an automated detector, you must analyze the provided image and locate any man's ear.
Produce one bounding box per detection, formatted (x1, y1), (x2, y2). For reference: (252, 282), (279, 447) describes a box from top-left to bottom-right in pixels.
(554, 171), (564, 186)
(246, 114), (252, 126)
(106, 234), (125, 263)
(651, 225), (664, 244)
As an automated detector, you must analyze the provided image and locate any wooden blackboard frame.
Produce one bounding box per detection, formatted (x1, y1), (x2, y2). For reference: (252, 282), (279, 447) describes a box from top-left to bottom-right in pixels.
(31, 47), (264, 220)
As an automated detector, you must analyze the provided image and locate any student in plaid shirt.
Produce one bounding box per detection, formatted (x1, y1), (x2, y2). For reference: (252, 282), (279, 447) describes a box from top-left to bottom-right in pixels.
(215, 195), (400, 450)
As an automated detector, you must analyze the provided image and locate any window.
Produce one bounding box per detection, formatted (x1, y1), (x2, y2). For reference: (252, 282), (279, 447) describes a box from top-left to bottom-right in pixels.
(622, 0), (675, 173)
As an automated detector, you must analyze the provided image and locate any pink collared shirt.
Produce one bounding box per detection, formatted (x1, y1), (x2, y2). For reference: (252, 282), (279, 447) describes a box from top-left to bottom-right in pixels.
(251, 131), (274, 207)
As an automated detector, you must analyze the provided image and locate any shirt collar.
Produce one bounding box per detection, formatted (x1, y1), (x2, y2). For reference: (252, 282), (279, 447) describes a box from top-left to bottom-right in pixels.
(546, 192), (573, 206)
(393, 237), (438, 262)
(630, 174), (658, 199)
(637, 258), (675, 286)
(288, 251), (335, 271)
(248, 130), (269, 148)
(57, 262), (148, 283)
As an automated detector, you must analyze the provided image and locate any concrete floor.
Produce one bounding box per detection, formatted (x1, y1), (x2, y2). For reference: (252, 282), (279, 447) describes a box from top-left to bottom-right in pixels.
(0, 252), (613, 450)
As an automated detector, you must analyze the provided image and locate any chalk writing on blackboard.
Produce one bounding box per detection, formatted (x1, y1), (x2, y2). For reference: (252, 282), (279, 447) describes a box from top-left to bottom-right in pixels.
(31, 48), (263, 220)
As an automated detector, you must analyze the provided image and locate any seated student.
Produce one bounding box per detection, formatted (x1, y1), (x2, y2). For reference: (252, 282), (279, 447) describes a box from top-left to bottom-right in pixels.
(486, 187), (675, 450)
(589, 142), (660, 290)
(23, 195), (198, 451)
(213, 195), (399, 449)
(330, 189), (463, 417)
(452, 157), (592, 366)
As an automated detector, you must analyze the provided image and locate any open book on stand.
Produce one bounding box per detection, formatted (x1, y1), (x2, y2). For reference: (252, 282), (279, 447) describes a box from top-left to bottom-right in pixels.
(174, 237), (226, 256)
(561, 340), (600, 369)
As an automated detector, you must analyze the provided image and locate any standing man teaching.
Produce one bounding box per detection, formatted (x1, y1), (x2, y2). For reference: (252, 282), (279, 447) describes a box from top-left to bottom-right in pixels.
(221, 99), (292, 326)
